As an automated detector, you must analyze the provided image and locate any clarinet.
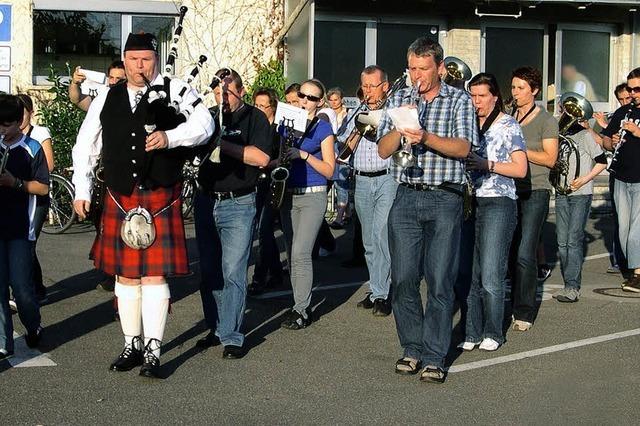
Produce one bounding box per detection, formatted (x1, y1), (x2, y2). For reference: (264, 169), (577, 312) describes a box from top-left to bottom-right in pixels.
(269, 118), (295, 209)
(609, 99), (637, 174)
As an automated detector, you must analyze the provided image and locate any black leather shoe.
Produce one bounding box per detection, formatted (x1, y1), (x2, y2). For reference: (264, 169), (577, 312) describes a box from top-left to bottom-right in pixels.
(96, 276), (115, 292)
(280, 309), (312, 330)
(195, 332), (220, 349)
(110, 340), (143, 372)
(372, 298), (392, 316)
(356, 293), (374, 309)
(222, 345), (246, 359)
(25, 326), (43, 349)
(139, 353), (161, 378)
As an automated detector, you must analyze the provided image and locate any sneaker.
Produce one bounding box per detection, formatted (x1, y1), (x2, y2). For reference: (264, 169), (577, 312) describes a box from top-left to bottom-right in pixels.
(622, 276), (640, 293)
(479, 338), (500, 351)
(555, 287), (580, 303)
(537, 265), (552, 281)
(0, 348), (14, 361)
(356, 293), (374, 309)
(512, 319), (532, 332)
(25, 326), (43, 349)
(457, 341), (478, 351)
(372, 298), (392, 316)
(607, 265), (621, 274)
(281, 309), (312, 330)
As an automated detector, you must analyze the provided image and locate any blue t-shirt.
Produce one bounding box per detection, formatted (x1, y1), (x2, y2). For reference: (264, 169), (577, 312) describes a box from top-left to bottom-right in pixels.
(287, 119), (333, 188)
(472, 114), (526, 200)
(0, 135), (50, 241)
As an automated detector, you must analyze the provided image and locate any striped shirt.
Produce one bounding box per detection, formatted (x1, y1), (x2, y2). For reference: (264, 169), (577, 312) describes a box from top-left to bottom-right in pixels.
(337, 107), (390, 172)
(377, 82), (479, 185)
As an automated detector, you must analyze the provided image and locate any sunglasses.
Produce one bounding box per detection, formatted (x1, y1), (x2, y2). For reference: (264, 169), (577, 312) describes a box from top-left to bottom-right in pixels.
(626, 85), (640, 94)
(297, 91), (322, 102)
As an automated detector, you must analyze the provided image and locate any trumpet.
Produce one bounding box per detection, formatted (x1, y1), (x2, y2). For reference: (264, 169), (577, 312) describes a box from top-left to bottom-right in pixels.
(391, 80), (420, 168)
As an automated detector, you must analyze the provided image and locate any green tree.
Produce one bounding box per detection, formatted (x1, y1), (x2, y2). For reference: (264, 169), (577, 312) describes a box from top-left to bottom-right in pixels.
(244, 59), (285, 102)
(37, 65), (86, 170)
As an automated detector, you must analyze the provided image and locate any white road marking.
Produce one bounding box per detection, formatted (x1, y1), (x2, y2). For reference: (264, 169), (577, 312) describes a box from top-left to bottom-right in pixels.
(7, 332), (57, 368)
(448, 328), (640, 373)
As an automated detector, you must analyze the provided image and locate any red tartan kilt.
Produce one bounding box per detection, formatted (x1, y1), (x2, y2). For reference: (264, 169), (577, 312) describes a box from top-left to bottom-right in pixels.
(91, 184), (189, 278)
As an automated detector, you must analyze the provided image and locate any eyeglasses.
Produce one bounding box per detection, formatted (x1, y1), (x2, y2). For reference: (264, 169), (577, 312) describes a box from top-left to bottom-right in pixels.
(626, 85), (640, 94)
(297, 92), (322, 102)
(361, 82), (384, 90)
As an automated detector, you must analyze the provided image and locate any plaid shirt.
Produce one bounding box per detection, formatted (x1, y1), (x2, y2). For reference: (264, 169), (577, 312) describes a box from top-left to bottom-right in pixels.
(377, 82), (479, 185)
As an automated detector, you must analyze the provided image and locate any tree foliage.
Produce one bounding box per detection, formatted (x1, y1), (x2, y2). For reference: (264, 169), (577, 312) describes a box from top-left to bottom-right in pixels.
(37, 65), (86, 170)
(244, 59), (285, 102)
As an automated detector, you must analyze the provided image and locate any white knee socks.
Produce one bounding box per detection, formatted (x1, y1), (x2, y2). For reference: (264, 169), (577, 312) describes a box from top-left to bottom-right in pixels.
(141, 283), (171, 358)
(114, 281), (142, 349)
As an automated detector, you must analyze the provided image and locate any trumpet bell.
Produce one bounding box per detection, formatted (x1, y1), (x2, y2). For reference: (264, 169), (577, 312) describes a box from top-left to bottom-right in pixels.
(392, 150), (416, 168)
(443, 56), (472, 86)
(558, 91), (593, 134)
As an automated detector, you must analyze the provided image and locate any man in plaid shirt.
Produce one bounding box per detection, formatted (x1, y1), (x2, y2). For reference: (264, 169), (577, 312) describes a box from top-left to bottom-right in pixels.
(378, 37), (479, 383)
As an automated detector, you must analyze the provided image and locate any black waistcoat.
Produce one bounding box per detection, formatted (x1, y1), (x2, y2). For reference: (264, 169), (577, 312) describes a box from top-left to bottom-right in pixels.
(100, 83), (183, 195)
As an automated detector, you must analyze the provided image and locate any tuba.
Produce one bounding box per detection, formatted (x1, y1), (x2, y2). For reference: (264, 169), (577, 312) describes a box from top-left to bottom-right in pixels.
(549, 92), (593, 195)
(442, 56), (472, 89)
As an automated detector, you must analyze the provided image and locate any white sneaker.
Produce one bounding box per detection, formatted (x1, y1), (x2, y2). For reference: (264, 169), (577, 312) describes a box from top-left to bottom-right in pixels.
(457, 341), (478, 351)
(479, 338), (500, 351)
(512, 319), (532, 331)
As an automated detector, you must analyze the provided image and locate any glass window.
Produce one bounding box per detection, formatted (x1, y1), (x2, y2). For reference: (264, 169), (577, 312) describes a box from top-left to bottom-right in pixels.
(485, 27), (544, 103)
(132, 16), (175, 67)
(314, 21), (365, 97)
(560, 29), (609, 103)
(33, 11), (121, 82)
(377, 23), (439, 83)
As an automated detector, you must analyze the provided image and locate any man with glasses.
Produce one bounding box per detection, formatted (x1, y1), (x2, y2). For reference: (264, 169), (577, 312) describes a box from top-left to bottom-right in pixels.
(602, 68), (640, 292)
(378, 37), (478, 383)
(339, 65), (396, 317)
(193, 68), (272, 358)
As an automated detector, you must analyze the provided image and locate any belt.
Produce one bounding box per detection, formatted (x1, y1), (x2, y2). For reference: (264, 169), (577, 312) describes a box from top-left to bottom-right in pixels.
(205, 187), (255, 201)
(287, 185), (327, 195)
(400, 182), (464, 197)
(354, 169), (389, 177)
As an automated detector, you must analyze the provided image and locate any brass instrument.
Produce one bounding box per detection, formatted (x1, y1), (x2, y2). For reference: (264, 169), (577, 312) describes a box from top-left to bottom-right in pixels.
(549, 92), (593, 195)
(336, 71), (408, 164)
(391, 80), (420, 168)
(442, 56), (472, 89)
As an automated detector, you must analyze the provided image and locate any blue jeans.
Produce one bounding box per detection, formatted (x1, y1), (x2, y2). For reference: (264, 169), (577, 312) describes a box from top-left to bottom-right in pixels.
(354, 173), (398, 300)
(510, 189), (550, 323)
(334, 163), (351, 206)
(194, 191), (256, 347)
(614, 180), (640, 269)
(465, 197), (517, 345)
(555, 194), (592, 290)
(389, 185), (463, 369)
(0, 239), (41, 352)
(252, 180), (283, 284)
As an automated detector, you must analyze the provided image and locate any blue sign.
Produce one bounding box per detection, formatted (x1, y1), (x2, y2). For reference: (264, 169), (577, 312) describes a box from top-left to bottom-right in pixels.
(0, 5), (11, 42)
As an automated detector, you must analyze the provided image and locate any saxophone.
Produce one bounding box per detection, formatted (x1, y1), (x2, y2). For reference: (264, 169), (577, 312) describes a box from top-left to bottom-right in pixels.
(269, 118), (296, 209)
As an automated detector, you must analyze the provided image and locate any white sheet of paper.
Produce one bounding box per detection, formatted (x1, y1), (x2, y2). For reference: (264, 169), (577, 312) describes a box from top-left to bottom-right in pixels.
(386, 106), (421, 131)
(79, 68), (107, 97)
(274, 102), (308, 132)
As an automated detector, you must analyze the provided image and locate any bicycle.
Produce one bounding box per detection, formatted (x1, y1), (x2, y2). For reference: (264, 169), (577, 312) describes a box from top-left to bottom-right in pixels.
(42, 169), (77, 234)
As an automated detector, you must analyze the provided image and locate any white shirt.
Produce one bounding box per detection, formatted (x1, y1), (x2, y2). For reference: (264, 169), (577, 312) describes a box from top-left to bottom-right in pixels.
(29, 125), (52, 145)
(72, 74), (214, 201)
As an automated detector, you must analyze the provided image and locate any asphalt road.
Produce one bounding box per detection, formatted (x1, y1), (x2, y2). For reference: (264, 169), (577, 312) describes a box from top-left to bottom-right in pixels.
(2, 212), (639, 425)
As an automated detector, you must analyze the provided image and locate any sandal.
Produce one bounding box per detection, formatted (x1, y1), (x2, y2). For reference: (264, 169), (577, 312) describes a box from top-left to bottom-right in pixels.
(419, 365), (446, 384)
(395, 357), (421, 375)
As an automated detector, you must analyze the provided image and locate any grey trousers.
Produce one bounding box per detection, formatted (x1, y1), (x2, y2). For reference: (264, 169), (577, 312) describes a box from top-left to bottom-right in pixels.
(280, 190), (327, 314)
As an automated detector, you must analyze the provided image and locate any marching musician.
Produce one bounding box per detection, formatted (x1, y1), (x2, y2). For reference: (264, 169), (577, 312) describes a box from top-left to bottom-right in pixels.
(193, 68), (271, 358)
(378, 37), (479, 383)
(279, 79), (335, 330)
(602, 67), (640, 292)
(71, 33), (214, 379)
(339, 65), (397, 317)
(551, 99), (607, 304)
(248, 88), (285, 296)
(508, 66), (558, 332)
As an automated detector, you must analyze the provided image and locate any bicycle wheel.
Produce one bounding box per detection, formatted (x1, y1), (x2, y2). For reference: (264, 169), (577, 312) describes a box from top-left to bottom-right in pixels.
(181, 178), (196, 218)
(42, 173), (77, 234)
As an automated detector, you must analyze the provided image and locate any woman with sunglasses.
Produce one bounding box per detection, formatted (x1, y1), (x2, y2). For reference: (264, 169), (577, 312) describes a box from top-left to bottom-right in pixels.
(458, 73), (527, 352)
(280, 79), (336, 329)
